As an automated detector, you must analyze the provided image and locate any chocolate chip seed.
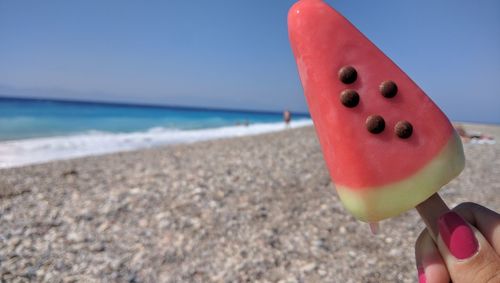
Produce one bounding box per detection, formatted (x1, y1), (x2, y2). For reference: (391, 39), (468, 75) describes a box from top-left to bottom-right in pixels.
(395, 121), (413, 139)
(338, 66), (357, 84)
(340, 89), (359, 108)
(379, 80), (398, 98)
(366, 115), (385, 134)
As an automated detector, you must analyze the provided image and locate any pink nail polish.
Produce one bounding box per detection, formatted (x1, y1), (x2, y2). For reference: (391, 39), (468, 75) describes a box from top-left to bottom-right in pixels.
(417, 266), (426, 283)
(438, 211), (478, 259)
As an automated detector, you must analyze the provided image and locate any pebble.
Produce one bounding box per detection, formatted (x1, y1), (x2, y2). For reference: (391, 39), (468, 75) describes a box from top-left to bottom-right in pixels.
(339, 226), (347, 234)
(300, 262), (316, 273)
(66, 232), (85, 243)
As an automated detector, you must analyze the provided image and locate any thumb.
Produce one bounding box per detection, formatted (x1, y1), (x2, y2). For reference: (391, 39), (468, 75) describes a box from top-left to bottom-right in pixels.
(436, 211), (500, 283)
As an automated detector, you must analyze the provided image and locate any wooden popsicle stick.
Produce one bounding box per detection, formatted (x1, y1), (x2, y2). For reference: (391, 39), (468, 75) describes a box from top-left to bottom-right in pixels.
(415, 193), (450, 243)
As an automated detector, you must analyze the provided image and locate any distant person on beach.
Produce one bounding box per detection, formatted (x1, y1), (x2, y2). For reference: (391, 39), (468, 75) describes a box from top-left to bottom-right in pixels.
(414, 203), (500, 283)
(455, 124), (495, 144)
(283, 110), (291, 126)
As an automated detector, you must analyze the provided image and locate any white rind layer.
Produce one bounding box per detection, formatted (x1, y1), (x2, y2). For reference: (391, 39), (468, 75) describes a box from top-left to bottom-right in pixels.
(335, 131), (465, 222)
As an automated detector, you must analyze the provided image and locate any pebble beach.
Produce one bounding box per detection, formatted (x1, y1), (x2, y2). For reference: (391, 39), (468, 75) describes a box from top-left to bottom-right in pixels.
(1, 123), (499, 282)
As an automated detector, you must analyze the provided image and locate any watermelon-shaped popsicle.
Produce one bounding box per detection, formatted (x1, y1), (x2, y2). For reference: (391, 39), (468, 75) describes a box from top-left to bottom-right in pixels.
(288, 0), (465, 222)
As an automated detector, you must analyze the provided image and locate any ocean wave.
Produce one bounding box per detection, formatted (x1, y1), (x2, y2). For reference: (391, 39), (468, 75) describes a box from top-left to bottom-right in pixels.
(0, 119), (313, 168)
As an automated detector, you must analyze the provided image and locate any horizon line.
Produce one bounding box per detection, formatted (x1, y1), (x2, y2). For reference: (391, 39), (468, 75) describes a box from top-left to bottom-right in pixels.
(0, 94), (311, 117)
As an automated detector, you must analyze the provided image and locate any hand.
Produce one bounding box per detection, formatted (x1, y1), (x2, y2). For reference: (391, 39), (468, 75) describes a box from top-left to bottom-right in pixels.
(415, 202), (500, 283)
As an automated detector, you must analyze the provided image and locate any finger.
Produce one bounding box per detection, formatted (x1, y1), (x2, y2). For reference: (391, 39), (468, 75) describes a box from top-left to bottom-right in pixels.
(452, 202), (500, 254)
(415, 229), (450, 283)
(436, 211), (500, 283)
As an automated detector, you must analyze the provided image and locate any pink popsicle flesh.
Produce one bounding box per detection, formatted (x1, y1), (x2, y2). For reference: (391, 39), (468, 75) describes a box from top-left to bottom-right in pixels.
(288, 0), (464, 222)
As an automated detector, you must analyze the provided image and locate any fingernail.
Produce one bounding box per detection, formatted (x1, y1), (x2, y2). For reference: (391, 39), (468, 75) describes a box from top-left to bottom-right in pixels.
(417, 266), (426, 283)
(438, 211), (478, 259)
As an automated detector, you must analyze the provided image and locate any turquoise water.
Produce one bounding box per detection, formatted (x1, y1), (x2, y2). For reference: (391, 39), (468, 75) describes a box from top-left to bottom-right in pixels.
(0, 97), (308, 141)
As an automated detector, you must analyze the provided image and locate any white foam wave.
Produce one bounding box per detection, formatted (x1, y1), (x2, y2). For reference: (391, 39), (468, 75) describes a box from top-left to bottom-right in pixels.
(0, 119), (312, 169)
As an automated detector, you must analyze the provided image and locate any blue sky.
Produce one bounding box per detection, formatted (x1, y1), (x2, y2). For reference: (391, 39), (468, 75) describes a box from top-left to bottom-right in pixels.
(1, 0), (499, 123)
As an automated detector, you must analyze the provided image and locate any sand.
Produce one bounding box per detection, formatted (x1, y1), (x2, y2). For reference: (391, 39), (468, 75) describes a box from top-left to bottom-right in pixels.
(1, 123), (499, 282)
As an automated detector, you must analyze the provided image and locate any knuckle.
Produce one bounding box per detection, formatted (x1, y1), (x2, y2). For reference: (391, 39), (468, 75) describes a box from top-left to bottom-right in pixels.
(474, 260), (500, 283)
(484, 271), (500, 283)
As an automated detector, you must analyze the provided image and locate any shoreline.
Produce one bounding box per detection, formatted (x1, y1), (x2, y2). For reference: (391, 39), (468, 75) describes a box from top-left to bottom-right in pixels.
(1, 123), (499, 282)
(0, 119), (312, 169)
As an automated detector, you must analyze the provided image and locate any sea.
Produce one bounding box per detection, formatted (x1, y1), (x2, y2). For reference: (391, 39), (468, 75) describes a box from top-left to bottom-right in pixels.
(0, 97), (312, 168)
